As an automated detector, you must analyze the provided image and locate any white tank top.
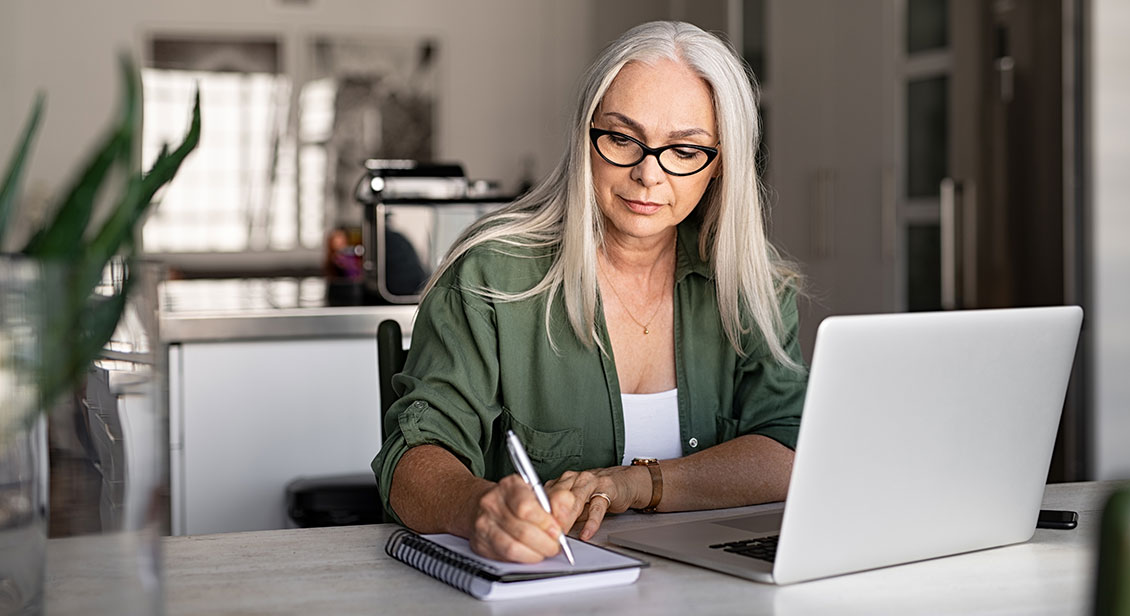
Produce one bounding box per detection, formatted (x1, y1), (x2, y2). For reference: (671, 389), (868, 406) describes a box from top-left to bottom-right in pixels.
(620, 388), (682, 465)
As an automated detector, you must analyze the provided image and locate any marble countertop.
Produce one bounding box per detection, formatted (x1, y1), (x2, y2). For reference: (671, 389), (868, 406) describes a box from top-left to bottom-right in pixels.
(43, 481), (1126, 615)
(158, 278), (416, 343)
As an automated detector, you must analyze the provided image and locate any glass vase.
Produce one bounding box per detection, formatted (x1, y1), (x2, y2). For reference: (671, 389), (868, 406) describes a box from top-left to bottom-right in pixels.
(44, 259), (168, 615)
(0, 256), (168, 615)
(0, 256), (50, 615)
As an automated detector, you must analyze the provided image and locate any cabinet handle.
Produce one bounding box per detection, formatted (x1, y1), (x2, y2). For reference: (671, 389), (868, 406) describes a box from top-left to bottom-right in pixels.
(940, 178), (962, 310)
(996, 56), (1015, 103)
(961, 180), (978, 307)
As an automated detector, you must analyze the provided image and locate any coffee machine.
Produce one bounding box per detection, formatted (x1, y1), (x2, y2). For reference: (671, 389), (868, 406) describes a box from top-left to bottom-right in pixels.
(354, 160), (510, 304)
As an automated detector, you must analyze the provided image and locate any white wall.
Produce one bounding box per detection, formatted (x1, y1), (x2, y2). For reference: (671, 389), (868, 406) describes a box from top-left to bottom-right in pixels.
(1091, 0), (1130, 480)
(0, 0), (593, 208)
(0, 7), (17, 154)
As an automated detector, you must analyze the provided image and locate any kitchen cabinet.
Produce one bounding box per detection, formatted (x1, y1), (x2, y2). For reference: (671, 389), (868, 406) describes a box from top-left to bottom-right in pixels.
(169, 338), (381, 535)
(163, 293), (415, 536)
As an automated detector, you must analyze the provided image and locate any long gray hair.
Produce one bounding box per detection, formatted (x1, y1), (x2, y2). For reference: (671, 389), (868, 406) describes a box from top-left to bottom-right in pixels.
(424, 20), (801, 368)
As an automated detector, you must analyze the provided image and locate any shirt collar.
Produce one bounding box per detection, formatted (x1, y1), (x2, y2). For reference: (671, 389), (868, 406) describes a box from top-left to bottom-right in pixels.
(675, 219), (713, 282)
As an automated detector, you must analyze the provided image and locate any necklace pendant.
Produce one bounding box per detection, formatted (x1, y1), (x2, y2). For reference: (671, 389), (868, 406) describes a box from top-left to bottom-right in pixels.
(643, 326), (649, 335)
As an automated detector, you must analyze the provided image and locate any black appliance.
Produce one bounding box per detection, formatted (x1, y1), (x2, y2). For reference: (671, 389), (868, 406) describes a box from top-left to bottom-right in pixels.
(354, 160), (511, 304)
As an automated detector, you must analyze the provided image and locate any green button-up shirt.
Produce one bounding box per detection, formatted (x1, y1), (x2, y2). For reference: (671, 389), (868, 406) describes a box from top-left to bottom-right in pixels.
(372, 221), (808, 522)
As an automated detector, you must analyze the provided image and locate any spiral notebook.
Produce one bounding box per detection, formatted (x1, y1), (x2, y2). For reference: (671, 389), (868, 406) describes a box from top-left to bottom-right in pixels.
(385, 528), (648, 600)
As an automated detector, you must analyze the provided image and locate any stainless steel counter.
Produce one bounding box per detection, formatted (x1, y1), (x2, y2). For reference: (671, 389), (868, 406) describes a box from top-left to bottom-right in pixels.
(158, 278), (416, 343)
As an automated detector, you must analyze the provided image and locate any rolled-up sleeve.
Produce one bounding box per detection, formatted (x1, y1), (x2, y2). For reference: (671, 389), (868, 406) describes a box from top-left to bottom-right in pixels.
(733, 288), (808, 450)
(371, 282), (501, 523)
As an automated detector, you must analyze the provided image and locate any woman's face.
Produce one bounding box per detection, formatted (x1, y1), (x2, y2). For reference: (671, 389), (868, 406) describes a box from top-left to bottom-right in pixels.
(591, 58), (719, 245)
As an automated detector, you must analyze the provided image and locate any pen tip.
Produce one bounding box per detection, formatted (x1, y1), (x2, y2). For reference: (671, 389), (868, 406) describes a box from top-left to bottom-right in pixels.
(561, 537), (576, 565)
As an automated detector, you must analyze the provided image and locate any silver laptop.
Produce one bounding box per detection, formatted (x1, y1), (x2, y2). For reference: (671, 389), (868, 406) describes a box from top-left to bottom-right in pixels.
(609, 306), (1083, 585)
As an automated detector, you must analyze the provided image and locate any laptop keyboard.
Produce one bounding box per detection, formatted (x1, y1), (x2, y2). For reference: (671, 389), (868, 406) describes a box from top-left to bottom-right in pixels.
(709, 535), (780, 563)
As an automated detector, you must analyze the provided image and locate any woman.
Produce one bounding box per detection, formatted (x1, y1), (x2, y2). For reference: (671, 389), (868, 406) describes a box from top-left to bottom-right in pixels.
(371, 21), (807, 563)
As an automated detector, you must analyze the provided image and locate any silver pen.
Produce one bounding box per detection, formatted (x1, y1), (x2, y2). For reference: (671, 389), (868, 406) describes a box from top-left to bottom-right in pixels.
(505, 429), (576, 565)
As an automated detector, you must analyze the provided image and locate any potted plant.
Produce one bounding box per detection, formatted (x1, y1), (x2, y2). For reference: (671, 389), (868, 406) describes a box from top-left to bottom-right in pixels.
(0, 54), (199, 614)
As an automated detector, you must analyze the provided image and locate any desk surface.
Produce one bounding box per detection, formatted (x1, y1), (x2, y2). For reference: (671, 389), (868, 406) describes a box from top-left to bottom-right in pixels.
(46, 481), (1123, 615)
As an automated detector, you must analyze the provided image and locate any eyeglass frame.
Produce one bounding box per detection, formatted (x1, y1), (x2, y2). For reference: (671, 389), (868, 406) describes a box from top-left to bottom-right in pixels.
(588, 127), (720, 177)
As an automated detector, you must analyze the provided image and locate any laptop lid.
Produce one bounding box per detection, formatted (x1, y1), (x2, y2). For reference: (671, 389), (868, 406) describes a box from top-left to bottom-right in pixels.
(772, 306), (1082, 584)
(607, 306), (1082, 585)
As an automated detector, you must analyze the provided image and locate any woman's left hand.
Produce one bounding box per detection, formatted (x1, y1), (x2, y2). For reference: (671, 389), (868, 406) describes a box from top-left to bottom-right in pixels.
(545, 466), (649, 541)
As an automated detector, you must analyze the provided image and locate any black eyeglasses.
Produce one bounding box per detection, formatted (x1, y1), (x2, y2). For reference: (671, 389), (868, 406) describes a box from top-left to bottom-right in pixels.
(589, 127), (719, 177)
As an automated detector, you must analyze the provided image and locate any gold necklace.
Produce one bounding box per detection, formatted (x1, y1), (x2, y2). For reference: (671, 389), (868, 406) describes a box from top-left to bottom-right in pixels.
(597, 238), (675, 335)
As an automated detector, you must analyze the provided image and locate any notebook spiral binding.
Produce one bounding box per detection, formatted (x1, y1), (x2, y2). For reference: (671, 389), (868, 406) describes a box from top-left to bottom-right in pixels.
(386, 528), (502, 594)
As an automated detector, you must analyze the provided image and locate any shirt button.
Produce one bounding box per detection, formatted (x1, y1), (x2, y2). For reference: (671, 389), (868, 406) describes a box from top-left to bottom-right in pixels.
(688, 437), (699, 448)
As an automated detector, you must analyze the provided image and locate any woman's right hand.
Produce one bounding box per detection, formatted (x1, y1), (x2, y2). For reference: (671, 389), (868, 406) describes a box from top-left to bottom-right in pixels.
(465, 474), (580, 563)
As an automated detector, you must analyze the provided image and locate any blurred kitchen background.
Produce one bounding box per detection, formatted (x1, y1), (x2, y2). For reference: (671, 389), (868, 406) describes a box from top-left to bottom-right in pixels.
(1, 0), (1127, 535)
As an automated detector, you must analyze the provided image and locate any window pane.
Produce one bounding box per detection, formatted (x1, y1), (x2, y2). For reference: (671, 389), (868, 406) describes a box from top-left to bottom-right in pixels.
(141, 35), (437, 258)
(906, 75), (949, 199)
(907, 0), (949, 54)
(907, 223), (941, 311)
(142, 68), (292, 252)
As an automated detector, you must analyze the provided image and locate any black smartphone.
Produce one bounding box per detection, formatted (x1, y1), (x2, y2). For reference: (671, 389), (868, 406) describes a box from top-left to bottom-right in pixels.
(1037, 509), (1078, 530)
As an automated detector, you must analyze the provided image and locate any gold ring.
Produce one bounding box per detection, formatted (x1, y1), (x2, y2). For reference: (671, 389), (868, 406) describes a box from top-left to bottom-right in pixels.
(589, 492), (612, 508)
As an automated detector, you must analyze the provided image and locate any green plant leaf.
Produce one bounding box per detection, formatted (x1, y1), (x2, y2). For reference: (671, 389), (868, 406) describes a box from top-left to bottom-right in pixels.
(84, 88), (200, 283)
(79, 275), (133, 364)
(0, 93), (45, 245)
(34, 272), (132, 415)
(24, 56), (139, 259)
(9, 56), (199, 426)
(23, 133), (129, 258)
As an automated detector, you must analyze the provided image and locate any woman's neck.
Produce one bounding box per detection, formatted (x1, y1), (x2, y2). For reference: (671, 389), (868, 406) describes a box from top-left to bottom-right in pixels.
(599, 227), (678, 284)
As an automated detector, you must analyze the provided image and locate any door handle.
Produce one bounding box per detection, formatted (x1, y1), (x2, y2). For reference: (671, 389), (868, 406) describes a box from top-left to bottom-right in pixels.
(961, 180), (977, 307)
(940, 178), (962, 310)
(995, 56), (1015, 103)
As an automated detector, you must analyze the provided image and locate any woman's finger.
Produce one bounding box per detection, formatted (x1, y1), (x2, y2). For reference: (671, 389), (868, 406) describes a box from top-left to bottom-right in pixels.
(498, 475), (559, 529)
(468, 475), (567, 562)
(470, 515), (551, 563)
(499, 475), (568, 544)
(580, 491), (612, 541)
(545, 466), (643, 538)
(544, 470), (580, 491)
(546, 471), (597, 529)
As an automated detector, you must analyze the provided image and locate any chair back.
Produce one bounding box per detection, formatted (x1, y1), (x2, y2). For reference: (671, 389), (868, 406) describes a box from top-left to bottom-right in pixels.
(376, 319), (408, 442)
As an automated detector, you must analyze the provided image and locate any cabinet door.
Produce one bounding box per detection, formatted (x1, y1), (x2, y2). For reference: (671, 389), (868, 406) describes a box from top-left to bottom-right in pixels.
(766, 0), (892, 358)
(172, 338), (380, 535)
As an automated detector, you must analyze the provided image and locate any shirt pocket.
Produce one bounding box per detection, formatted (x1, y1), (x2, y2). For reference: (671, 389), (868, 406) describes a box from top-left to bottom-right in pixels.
(502, 407), (584, 480)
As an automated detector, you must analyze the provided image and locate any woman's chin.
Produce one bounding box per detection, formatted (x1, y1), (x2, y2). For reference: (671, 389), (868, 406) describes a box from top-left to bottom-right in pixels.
(603, 215), (678, 243)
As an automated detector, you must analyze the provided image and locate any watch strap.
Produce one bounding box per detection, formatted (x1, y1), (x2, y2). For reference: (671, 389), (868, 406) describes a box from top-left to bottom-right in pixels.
(631, 458), (663, 512)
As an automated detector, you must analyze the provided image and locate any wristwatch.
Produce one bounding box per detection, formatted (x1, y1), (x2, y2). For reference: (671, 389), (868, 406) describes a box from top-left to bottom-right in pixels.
(631, 458), (663, 513)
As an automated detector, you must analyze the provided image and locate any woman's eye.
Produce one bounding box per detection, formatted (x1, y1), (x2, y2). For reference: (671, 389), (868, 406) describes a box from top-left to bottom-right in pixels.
(672, 147), (702, 160)
(608, 134), (633, 146)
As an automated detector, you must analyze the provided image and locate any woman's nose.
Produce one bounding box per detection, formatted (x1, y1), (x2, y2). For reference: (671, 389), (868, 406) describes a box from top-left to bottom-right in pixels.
(630, 153), (666, 187)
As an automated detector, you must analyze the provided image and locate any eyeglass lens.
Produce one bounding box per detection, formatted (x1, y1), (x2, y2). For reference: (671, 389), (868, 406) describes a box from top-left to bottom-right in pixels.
(595, 132), (712, 175)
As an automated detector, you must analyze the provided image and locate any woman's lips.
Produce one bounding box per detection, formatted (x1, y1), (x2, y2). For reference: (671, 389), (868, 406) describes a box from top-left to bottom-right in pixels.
(620, 196), (664, 215)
